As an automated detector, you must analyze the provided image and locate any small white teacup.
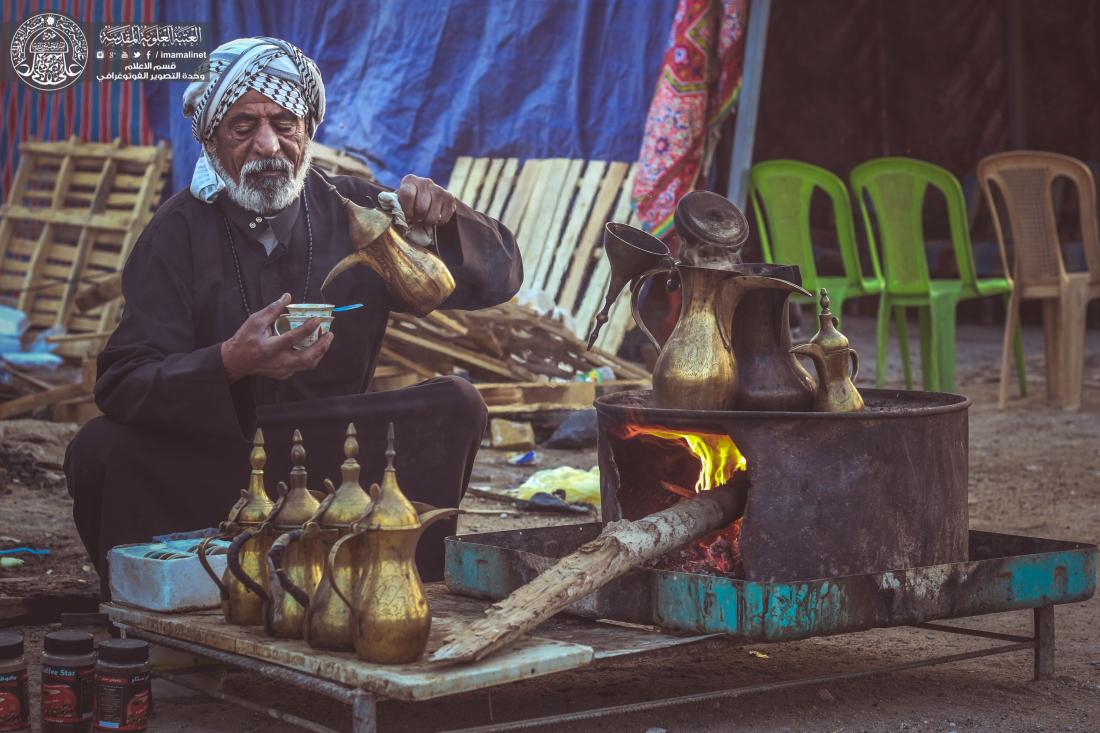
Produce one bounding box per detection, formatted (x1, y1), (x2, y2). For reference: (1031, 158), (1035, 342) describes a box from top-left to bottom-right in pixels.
(274, 303), (335, 349)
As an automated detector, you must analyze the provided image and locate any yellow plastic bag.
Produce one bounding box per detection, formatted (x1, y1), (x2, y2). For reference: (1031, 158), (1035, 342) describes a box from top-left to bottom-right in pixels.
(508, 466), (600, 505)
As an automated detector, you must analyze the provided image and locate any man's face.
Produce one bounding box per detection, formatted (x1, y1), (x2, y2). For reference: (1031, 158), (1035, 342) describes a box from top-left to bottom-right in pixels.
(210, 89), (310, 213)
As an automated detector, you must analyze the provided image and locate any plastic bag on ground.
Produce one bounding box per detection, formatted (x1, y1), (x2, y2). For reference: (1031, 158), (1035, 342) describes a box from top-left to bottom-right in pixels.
(508, 465), (600, 506)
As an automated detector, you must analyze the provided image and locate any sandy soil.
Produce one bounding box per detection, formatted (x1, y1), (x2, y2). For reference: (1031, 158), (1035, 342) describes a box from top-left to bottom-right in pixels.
(2, 314), (1099, 732)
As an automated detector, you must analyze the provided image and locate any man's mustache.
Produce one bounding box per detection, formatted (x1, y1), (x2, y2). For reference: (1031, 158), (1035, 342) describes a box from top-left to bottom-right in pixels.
(241, 158), (292, 178)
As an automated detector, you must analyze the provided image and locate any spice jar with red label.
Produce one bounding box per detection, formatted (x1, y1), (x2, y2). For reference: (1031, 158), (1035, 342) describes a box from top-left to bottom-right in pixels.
(93, 640), (150, 732)
(41, 631), (95, 733)
(0, 631), (29, 732)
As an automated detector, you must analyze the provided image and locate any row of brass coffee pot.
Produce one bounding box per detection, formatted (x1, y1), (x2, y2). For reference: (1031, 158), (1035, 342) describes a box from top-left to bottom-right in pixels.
(198, 423), (455, 664)
(586, 190), (862, 413)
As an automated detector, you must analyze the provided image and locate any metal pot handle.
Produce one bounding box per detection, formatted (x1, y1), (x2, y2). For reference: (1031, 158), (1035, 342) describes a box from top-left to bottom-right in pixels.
(325, 530), (363, 622)
(850, 348), (860, 380)
(715, 284), (732, 352)
(268, 530), (310, 609)
(226, 530), (270, 602)
(629, 267), (673, 353)
(196, 535), (228, 601)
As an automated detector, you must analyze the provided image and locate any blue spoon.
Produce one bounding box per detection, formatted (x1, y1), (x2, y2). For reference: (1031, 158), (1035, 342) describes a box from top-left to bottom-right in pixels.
(332, 303), (364, 313)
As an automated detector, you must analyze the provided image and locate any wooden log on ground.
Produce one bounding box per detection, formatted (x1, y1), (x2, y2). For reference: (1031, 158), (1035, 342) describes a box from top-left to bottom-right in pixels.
(430, 480), (746, 665)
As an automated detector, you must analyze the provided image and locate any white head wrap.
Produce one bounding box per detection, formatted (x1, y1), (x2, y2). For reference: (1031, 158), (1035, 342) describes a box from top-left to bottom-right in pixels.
(182, 37), (326, 202)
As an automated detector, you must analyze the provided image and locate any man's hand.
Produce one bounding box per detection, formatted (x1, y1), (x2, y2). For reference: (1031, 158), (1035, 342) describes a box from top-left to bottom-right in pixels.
(397, 174), (457, 226)
(220, 293), (334, 382)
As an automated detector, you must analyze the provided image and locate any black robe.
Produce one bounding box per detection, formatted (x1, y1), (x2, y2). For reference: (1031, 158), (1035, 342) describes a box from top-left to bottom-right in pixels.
(65, 169), (522, 587)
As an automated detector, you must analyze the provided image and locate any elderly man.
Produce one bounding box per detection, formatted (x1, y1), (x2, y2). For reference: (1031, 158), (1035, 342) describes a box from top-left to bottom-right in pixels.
(64, 37), (521, 587)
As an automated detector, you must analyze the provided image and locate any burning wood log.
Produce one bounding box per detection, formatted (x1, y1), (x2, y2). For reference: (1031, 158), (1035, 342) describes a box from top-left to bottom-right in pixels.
(430, 479), (747, 665)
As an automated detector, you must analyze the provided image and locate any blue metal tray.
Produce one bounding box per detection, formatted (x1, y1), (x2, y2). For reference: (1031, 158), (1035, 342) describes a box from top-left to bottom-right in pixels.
(445, 525), (1096, 642)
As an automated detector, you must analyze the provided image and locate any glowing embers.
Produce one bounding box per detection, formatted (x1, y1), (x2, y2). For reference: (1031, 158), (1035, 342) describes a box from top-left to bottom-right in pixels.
(616, 424), (746, 495)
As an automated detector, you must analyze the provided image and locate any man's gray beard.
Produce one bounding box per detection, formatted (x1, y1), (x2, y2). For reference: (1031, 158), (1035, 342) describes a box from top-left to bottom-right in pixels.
(208, 143), (313, 214)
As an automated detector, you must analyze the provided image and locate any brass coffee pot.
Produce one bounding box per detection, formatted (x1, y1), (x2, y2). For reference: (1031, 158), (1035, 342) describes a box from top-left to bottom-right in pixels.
(318, 177), (456, 316)
(198, 428), (275, 626)
(329, 423), (458, 664)
(228, 430), (325, 638)
(791, 289), (864, 413)
(589, 191), (816, 412)
(275, 424), (375, 652)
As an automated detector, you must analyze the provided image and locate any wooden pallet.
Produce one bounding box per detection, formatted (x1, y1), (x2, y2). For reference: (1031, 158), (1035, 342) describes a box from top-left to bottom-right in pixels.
(311, 141), (375, 181)
(446, 157), (642, 355)
(0, 136), (170, 359)
(380, 303), (650, 384)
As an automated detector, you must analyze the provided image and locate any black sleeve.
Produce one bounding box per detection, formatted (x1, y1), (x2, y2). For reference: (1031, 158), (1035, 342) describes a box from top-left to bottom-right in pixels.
(336, 175), (523, 311)
(93, 211), (254, 442)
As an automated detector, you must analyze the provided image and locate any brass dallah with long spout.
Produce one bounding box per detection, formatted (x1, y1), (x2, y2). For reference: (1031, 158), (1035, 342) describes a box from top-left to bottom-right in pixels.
(198, 428), (275, 626)
(317, 175), (456, 316)
(328, 423), (458, 664)
(226, 430), (325, 638)
(275, 423), (376, 652)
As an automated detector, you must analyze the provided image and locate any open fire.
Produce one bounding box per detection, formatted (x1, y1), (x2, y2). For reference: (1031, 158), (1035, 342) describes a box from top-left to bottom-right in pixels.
(614, 424), (747, 577)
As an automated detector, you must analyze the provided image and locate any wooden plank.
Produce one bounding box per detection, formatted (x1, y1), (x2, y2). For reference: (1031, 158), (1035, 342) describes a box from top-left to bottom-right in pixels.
(0, 205), (132, 232)
(486, 158), (519, 221)
(93, 141), (169, 339)
(501, 160), (539, 234)
(17, 142), (76, 313)
(384, 326), (522, 380)
(447, 156), (473, 199)
(379, 345), (437, 379)
(461, 157), (490, 206)
(0, 148), (38, 268)
(476, 380), (595, 407)
(0, 382), (87, 420)
(57, 154), (118, 328)
(542, 160), (607, 302)
(558, 161), (630, 310)
(474, 158), (505, 212)
(519, 159), (571, 285)
(20, 139), (160, 162)
(529, 158), (584, 294)
(103, 592), (595, 702)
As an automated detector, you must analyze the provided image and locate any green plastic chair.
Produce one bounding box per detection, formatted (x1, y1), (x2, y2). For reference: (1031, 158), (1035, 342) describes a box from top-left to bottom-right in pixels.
(849, 157), (1026, 392)
(749, 159), (884, 321)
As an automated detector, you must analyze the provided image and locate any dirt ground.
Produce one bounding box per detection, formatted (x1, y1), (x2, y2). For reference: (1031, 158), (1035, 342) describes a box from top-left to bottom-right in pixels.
(2, 314), (1099, 732)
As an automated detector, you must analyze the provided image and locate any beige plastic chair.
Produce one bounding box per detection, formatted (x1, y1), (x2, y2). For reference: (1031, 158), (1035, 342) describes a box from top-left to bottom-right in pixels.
(977, 151), (1100, 410)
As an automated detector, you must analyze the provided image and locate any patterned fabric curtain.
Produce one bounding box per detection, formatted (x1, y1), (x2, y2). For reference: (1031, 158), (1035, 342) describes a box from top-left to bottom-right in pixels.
(1, 0), (155, 199)
(632, 0), (749, 248)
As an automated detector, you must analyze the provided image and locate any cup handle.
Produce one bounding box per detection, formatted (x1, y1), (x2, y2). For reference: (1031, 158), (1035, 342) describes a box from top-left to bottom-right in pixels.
(274, 314), (290, 336)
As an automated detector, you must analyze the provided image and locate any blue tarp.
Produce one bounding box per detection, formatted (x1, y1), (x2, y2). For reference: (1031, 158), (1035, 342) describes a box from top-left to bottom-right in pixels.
(150, 0), (676, 194)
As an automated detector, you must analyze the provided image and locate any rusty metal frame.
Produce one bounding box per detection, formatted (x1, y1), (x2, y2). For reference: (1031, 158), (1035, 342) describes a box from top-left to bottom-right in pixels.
(439, 607), (1055, 733)
(116, 625), (378, 733)
(118, 605), (1055, 733)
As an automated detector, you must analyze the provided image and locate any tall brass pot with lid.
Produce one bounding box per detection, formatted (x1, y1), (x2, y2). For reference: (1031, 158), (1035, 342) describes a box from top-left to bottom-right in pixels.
(328, 423), (458, 664)
(274, 423), (375, 652)
(197, 429), (275, 626)
(227, 430), (325, 638)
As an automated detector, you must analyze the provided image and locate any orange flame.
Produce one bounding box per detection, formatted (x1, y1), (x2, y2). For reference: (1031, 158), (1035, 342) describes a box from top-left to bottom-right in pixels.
(616, 424), (746, 493)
